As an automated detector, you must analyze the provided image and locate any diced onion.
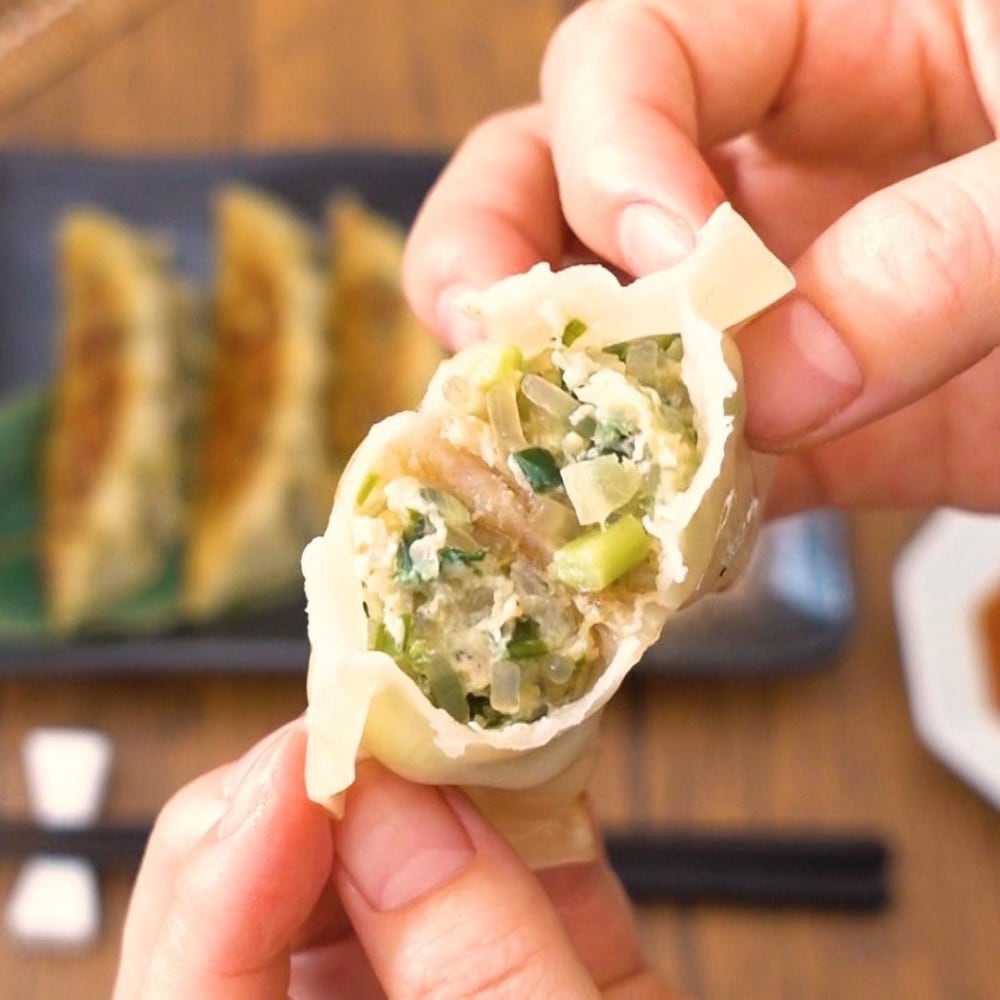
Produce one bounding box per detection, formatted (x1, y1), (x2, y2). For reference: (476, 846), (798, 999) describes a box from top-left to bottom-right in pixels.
(486, 379), (528, 453)
(561, 455), (642, 525)
(490, 660), (521, 713)
(625, 339), (659, 386)
(521, 374), (577, 420)
(542, 655), (575, 685)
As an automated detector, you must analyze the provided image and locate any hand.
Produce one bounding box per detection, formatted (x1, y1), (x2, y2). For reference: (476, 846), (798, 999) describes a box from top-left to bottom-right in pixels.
(114, 720), (674, 998)
(402, 0), (1000, 516)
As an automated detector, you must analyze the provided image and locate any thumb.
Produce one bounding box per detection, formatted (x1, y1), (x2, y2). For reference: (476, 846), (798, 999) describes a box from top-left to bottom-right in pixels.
(134, 724), (333, 999)
(739, 140), (1000, 449)
(333, 763), (607, 999)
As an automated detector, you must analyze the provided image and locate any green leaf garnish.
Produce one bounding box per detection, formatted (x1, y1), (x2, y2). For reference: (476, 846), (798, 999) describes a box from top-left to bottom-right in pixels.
(561, 318), (588, 347)
(355, 472), (380, 507)
(395, 510), (430, 588)
(512, 447), (561, 492)
(440, 546), (487, 566)
(373, 621), (401, 656)
(506, 616), (549, 660)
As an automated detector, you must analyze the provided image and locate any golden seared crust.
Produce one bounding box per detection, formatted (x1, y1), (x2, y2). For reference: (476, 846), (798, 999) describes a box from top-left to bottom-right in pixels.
(325, 198), (445, 488)
(184, 187), (329, 619)
(44, 209), (189, 630)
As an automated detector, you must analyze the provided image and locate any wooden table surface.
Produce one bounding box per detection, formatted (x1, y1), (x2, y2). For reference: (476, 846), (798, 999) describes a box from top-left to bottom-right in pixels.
(1, 2), (998, 997)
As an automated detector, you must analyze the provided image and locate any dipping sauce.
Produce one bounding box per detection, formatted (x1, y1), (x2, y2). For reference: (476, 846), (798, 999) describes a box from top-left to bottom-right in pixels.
(979, 584), (1000, 710)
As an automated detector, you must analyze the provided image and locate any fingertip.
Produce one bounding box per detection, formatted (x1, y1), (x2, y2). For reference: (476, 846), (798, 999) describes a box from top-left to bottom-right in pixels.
(402, 103), (565, 339)
(435, 281), (485, 350)
(618, 202), (697, 274)
(334, 765), (597, 998)
(741, 294), (864, 449)
(335, 762), (474, 913)
(142, 726), (334, 992)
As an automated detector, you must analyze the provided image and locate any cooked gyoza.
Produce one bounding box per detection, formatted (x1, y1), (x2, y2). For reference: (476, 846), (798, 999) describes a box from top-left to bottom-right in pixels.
(43, 209), (191, 630)
(303, 204), (795, 863)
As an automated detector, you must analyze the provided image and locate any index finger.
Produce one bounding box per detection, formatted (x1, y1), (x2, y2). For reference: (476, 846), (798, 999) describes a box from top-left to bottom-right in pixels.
(333, 763), (674, 998)
(402, 104), (565, 346)
(541, 0), (799, 274)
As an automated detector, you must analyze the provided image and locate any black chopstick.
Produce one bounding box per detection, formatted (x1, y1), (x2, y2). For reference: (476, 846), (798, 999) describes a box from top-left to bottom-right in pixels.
(0, 820), (149, 869)
(605, 830), (890, 911)
(0, 821), (890, 911)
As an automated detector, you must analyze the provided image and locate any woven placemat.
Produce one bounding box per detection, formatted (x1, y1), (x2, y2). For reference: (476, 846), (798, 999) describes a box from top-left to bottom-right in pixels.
(0, 0), (178, 116)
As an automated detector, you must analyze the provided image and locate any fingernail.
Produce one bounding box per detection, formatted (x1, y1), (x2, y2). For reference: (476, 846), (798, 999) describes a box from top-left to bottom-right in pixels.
(217, 724), (300, 839)
(221, 720), (299, 799)
(336, 764), (474, 912)
(437, 282), (483, 350)
(618, 202), (696, 274)
(741, 295), (864, 447)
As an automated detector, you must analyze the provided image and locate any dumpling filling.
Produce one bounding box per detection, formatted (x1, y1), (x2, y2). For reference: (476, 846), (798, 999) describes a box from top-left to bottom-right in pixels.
(352, 325), (700, 728)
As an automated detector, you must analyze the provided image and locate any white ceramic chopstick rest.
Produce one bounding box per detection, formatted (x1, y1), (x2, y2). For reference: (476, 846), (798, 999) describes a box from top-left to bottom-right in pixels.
(4, 728), (113, 949)
(4, 856), (101, 949)
(22, 727), (114, 829)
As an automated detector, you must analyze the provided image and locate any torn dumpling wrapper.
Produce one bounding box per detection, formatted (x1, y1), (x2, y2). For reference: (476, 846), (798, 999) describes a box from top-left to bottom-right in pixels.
(303, 204), (794, 865)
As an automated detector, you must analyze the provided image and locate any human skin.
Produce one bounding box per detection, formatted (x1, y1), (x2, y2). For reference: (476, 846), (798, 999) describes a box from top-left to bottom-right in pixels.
(113, 721), (674, 999)
(402, 0), (1000, 517)
(117, 2), (1000, 995)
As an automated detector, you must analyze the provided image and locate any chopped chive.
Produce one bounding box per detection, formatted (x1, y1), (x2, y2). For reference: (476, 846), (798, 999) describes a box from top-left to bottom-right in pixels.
(395, 511), (430, 588)
(551, 513), (652, 591)
(426, 655), (470, 723)
(473, 344), (524, 390)
(561, 318), (588, 346)
(506, 616), (549, 660)
(355, 472), (379, 507)
(440, 546), (487, 566)
(512, 447), (561, 492)
(372, 621), (401, 656)
(603, 341), (629, 362)
(402, 510), (429, 544)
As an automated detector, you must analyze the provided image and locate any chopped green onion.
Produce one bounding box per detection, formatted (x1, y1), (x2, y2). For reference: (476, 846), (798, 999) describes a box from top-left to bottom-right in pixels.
(592, 420), (632, 459)
(355, 472), (379, 507)
(426, 655), (470, 723)
(603, 342), (629, 362)
(372, 621), (401, 656)
(506, 616), (549, 659)
(439, 546), (487, 565)
(561, 318), (588, 346)
(551, 513), (652, 591)
(395, 511), (430, 588)
(512, 447), (561, 492)
(472, 344), (523, 390)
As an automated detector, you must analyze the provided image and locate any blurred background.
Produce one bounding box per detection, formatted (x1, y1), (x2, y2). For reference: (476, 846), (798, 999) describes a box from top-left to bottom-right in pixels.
(0, 1), (998, 996)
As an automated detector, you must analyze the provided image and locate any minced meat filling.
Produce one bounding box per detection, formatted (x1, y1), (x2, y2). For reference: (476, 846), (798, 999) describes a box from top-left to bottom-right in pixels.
(353, 329), (700, 727)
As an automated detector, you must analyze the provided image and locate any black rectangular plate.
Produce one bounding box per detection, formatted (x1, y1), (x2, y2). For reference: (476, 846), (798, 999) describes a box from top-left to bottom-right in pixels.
(0, 149), (854, 678)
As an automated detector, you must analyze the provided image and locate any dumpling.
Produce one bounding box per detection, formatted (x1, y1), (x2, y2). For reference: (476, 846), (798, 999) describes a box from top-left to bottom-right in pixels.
(303, 204), (794, 864)
(184, 187), (329, 619)
(323, 196), (447, 505)
(43, 209), (192, 631)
